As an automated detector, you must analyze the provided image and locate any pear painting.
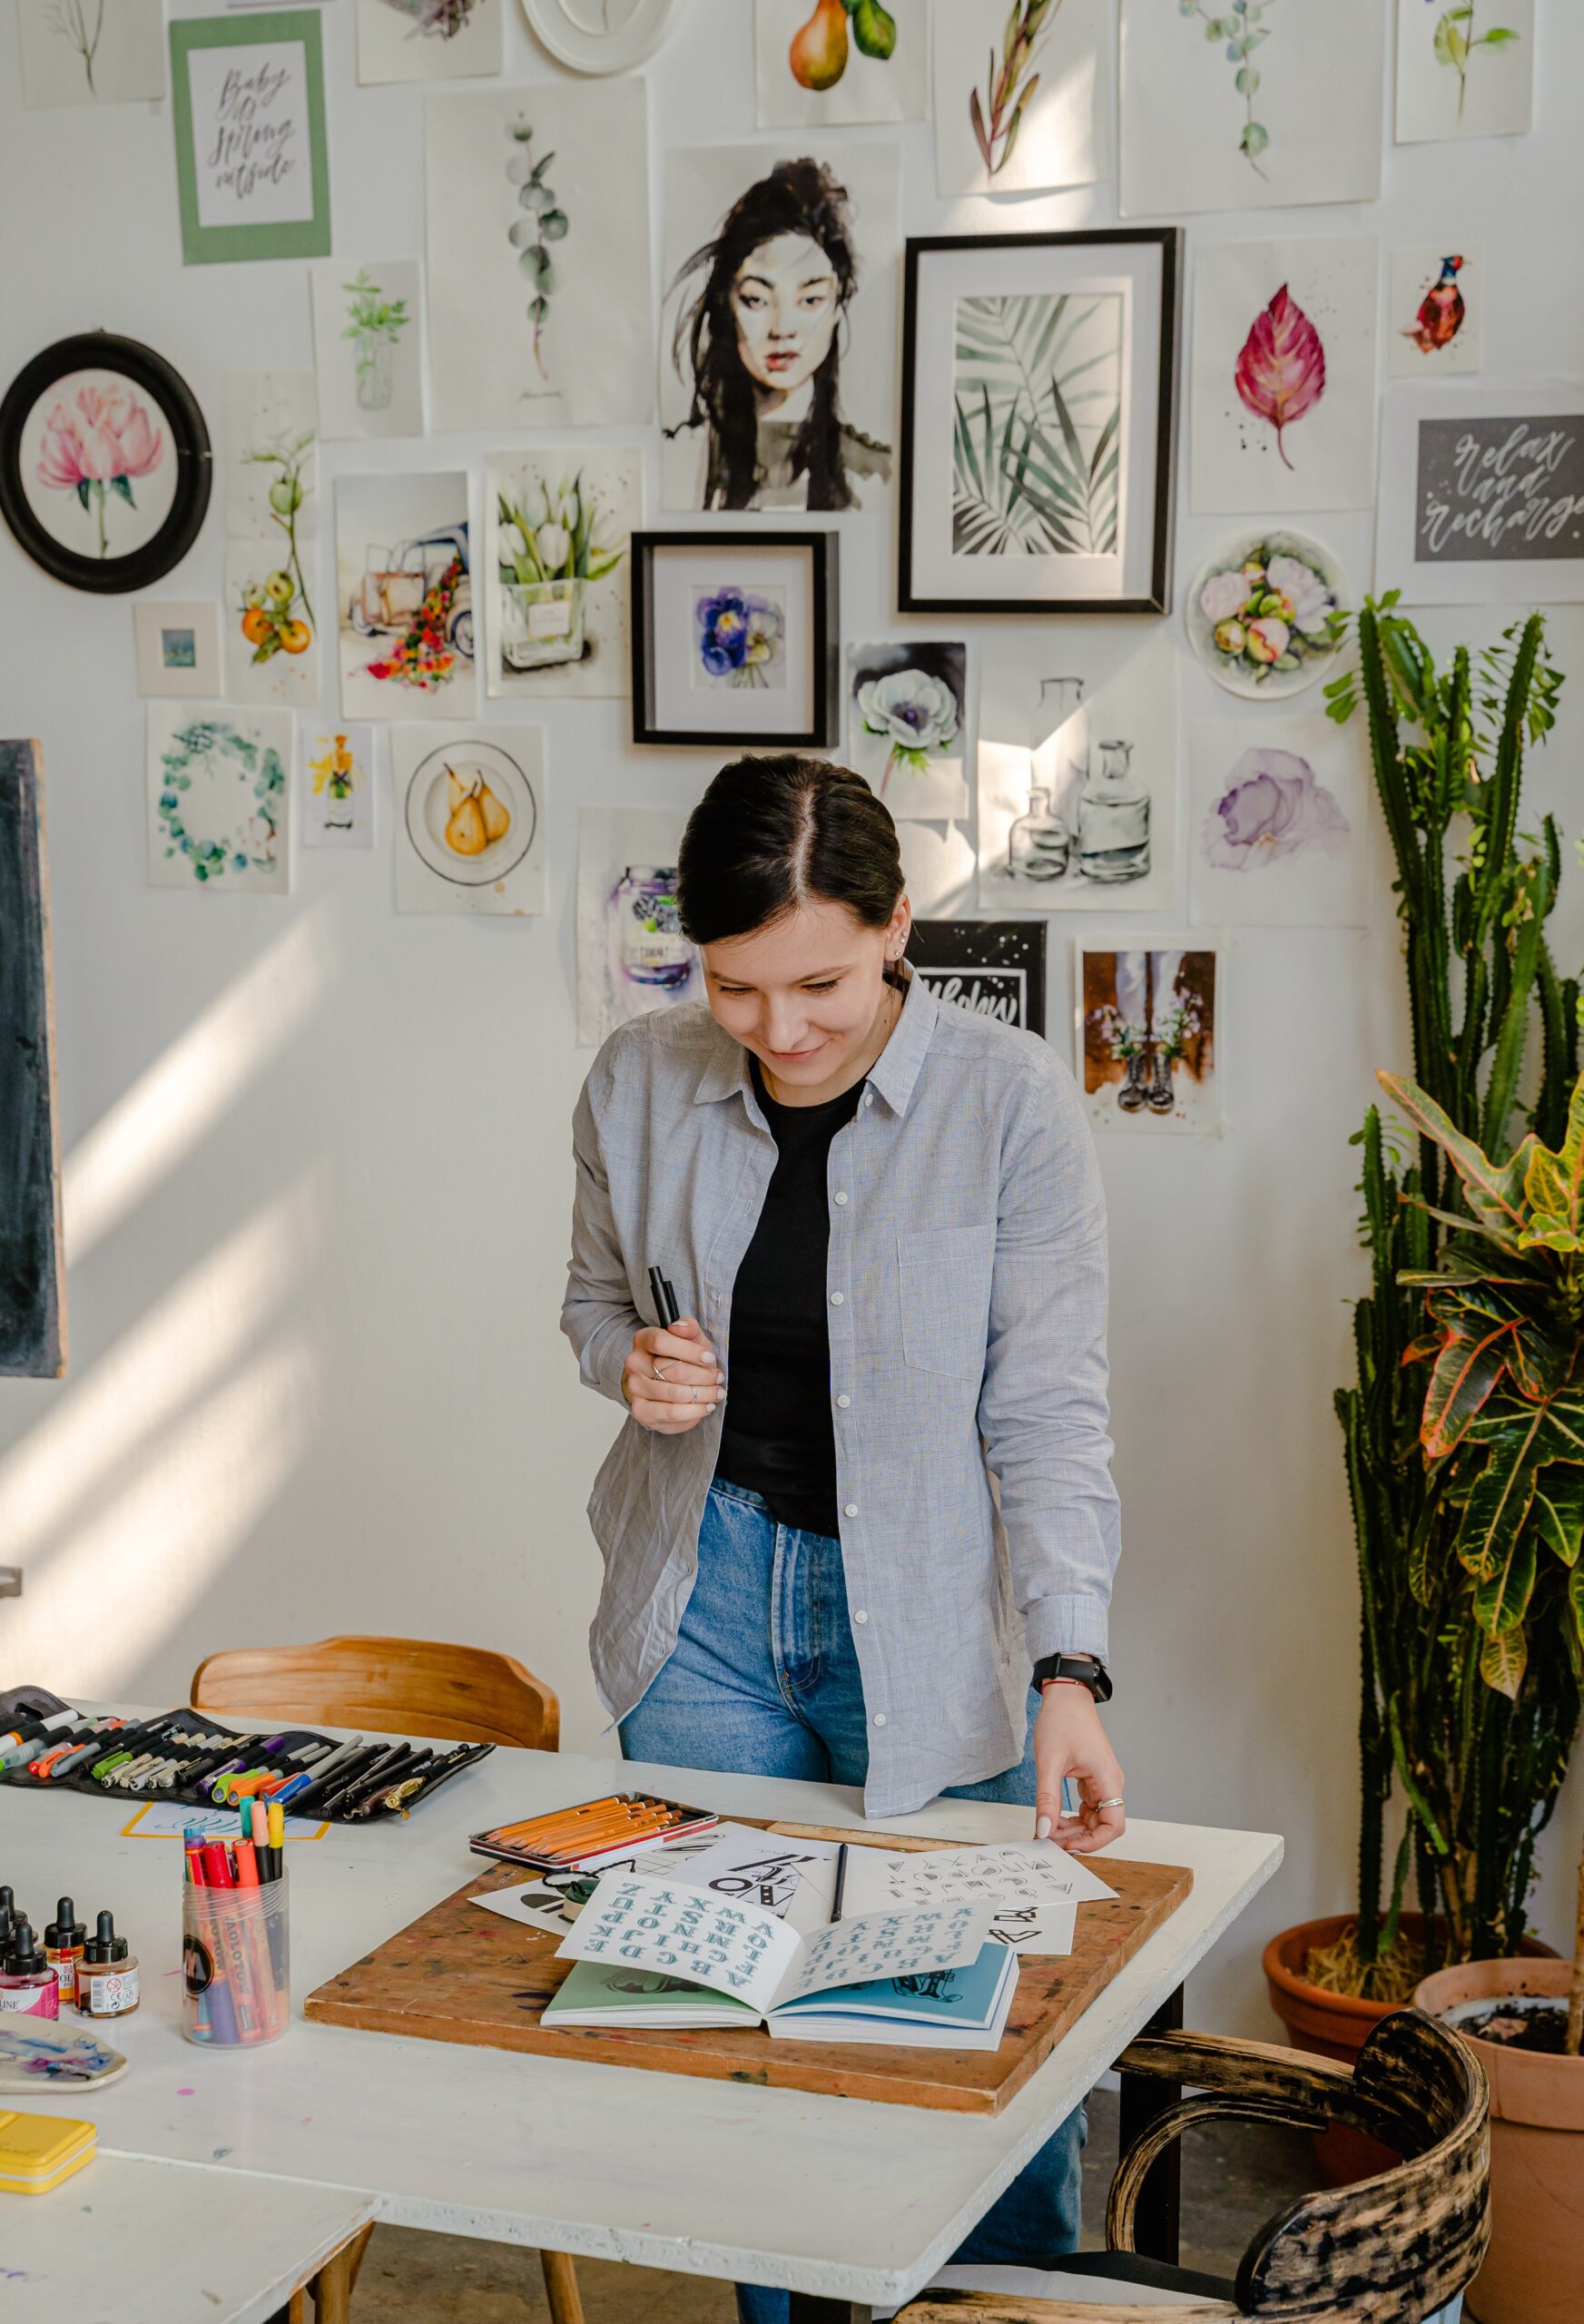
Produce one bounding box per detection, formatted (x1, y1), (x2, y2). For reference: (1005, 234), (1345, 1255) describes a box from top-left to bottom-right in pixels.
(788, 0), (898, 88)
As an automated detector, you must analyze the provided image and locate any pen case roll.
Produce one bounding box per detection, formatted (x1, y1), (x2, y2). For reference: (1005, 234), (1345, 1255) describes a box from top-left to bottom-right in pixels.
(182, 1872), (289, 2047)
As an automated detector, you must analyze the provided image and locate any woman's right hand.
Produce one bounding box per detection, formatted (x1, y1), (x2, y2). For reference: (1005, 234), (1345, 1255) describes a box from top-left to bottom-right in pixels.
(622, 1318), (725, 1434)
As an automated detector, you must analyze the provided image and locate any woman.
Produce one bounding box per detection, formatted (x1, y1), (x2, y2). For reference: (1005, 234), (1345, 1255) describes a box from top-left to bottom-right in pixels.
(666, 156), (891, 512)
(563, 757), (1124, 2321)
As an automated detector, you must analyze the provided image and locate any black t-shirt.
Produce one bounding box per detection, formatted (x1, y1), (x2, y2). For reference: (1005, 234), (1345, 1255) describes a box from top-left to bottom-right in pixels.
(714, 1063), (864, 1537)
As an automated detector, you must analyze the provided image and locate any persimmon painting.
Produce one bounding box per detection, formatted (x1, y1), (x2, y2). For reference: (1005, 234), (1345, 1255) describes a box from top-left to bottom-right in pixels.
(1191, 238), (1378, 514)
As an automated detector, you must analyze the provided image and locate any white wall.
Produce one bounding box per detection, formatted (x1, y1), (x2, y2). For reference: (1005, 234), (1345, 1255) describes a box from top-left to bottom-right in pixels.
(2, 0), (1581, 2034)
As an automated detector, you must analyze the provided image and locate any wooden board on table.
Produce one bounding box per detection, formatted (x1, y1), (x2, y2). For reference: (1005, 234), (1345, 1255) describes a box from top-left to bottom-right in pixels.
(305, 1824), (1193, 2115)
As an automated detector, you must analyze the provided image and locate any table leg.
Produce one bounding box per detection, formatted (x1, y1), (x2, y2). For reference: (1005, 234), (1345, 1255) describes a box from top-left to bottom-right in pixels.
(787, 2301), (871, 2322)
(1117, 1982), (1185, 2265)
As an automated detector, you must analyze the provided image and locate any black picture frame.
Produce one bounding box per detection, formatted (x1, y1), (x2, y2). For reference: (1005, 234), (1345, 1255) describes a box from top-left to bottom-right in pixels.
(909, 921), (1048, 1039)
(898, 229), (1183, 619)
(0, 333), (212, 596)
(630, 529), (841, 749)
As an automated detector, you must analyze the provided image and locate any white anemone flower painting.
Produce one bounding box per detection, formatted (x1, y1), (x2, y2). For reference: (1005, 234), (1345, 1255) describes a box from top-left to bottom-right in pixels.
(846, 640), (968, 819)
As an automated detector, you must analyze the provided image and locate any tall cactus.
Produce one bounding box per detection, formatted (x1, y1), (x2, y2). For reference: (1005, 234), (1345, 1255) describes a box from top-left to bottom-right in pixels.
(1328, 598), (1575, 1983)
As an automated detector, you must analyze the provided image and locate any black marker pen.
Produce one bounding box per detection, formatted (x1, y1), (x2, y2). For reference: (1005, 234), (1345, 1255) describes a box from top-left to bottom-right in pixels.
(648, 1265), (681, 1328)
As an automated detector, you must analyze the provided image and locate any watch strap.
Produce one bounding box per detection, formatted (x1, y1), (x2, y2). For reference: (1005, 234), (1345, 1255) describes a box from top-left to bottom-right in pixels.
(1032, 1653), (1113, 1704)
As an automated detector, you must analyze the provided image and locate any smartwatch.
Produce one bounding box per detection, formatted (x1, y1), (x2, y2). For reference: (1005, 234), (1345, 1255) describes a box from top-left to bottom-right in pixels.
(1032, 1654), (1113, 1704)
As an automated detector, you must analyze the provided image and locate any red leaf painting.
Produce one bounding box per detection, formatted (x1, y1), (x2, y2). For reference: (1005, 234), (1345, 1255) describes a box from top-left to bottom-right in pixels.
(1235, 284), (1325, 470)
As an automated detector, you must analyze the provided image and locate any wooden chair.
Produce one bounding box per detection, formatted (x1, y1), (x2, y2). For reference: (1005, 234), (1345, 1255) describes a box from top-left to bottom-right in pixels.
(193, 1634), (577, 2324)
(896, 2010), (1488, 2324)
(191, 1633), (559, 1751)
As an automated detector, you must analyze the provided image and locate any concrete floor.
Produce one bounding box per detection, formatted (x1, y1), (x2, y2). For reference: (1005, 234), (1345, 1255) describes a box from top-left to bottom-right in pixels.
(350, 2086), (1314, 2319)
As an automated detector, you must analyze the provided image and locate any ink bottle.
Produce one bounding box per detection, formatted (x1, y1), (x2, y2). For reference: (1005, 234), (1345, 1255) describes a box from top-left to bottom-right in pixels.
(0, 1924), (60, 2020)
(44, 1898), (87, 2006)
(76, 1912), (140, 2018)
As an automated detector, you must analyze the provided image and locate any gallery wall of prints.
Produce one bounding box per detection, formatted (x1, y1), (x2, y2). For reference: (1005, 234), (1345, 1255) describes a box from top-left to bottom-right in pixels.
(0, 0), (1580, 2031)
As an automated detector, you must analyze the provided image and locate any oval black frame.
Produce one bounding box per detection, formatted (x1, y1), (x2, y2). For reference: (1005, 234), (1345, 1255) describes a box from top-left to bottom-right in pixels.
(0, 332), (212, 596)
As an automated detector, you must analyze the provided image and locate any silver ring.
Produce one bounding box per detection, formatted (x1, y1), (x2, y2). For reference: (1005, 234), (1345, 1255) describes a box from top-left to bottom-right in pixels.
(653, 1360), (673, 1382)
(1095, 1797), (1126, 1810)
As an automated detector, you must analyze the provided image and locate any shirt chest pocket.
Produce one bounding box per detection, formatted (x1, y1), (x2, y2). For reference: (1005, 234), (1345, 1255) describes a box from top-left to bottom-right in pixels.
(896, 1224), (997, 1382)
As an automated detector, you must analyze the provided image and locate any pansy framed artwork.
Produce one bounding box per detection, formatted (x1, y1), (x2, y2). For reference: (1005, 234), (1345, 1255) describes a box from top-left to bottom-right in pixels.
(630, 530), (840, 749)
(898, 230), (1183, 617)
(0, 334), (212, 595)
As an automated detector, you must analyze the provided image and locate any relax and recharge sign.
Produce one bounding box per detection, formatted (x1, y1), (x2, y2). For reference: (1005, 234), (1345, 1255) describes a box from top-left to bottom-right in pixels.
(1415, 414), (1584, 565)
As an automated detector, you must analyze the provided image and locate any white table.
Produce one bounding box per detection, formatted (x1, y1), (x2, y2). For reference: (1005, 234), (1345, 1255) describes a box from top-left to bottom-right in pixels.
(0, 2154), (372, 2323)
(0, 1742), (1281, 2319)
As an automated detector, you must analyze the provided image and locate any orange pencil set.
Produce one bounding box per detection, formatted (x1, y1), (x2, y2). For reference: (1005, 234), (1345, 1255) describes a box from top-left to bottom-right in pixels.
(181, 1797), (290, 2046)
(469, 1792), (717, 1874)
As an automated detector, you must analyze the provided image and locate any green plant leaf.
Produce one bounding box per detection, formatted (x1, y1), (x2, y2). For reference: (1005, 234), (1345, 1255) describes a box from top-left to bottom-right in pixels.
(1531, 1466), (1584, 1567)
(1377, 1073), (1531, 1243)
(1453, 1425), (1540, 1579)
(1474, 1526), (1538, 1636)
(1480, 1623), (1527, 1698)
(1422, 1322), (1514, 1458)
(1570, 1564), (1584, 1655)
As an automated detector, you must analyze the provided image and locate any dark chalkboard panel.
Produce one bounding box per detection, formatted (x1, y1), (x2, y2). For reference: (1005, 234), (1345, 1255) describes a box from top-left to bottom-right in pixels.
(0, 740), (65, 1378)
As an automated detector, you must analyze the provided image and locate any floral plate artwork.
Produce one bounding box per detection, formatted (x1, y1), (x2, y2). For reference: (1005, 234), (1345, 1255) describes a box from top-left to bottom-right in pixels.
(404, 738), (536, 887)
(1186, 527), (1348, 701)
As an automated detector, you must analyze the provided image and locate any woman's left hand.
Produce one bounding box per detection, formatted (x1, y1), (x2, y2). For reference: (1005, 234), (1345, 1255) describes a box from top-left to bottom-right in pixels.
(1032, 1682), (1126, 1855)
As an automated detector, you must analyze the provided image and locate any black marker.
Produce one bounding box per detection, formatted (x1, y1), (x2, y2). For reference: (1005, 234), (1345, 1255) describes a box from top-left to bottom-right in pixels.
(648, 1265), (681, 1329)
(830, 1842), (849, 1925)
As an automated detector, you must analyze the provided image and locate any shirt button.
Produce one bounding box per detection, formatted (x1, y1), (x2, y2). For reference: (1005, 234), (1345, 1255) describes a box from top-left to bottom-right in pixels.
(836, 1394), (851, 1409)
(871, 1712), (887, 1728)
(844, 1502), (859, 1518)
(830, 1291), (844, 1306)
(863, 1093), (874, 1108)
(833, 1190), (848, 1205)
(853, 1609), (869, 1625)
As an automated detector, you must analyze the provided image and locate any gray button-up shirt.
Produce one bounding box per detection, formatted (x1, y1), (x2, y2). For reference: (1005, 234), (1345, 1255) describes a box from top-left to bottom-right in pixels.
(561, 970), (1120, 1819)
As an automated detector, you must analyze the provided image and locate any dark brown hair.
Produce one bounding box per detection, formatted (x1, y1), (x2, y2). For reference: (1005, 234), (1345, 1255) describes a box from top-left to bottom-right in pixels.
(677, 755), (904, 948)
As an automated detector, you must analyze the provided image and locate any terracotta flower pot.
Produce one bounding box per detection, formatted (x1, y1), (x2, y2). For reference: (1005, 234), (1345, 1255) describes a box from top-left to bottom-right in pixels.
(1414, 1957), (1584, 2324)
(1262, 1915), (1556, 2188)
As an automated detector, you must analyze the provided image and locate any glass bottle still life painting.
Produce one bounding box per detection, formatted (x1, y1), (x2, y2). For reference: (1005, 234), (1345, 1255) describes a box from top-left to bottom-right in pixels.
(17, 0), (167, 104)
(425, 79), (654, 432)
(1077, 943), (1222, 1134)
(899, 231), (1181, 617)
(356, 0), (505, 82)
(846, 642), (968, 821)
(659, 142), (900, 513)
(224, 374), (319, 705)
(1396, 0), (1532, 142)
(169, 11), (333, 267)
(931, 0), (1111, 199)
(756, 0), (927, 127)
(301, 725), (375, 851)
(1185, 527), (1348, 700)
(1117, 0), (1382, 219)
(133, 601), (225, 700)
(975, 627), (1180, 913)
(485, 447), (641, 701)
(576, 808), (702, 1048)
(335, 471), (477, 721)
(145, 703), (293, 895)
(1188, 715), (1372, 929)
(310, 261), (427, 438)
(392, 726), (545, 916)
(1388, 246), (1482, 379)
(0, 335), (212, 596)
(1190, 238), (1379, 515)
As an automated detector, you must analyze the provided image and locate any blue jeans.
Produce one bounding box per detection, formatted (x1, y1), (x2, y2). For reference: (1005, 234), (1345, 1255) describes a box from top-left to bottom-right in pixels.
(620, 1479), (1087, 2324)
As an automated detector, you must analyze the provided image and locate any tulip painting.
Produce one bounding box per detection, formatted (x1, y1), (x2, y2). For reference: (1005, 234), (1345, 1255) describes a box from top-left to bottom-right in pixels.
(35, 379), (165, 559)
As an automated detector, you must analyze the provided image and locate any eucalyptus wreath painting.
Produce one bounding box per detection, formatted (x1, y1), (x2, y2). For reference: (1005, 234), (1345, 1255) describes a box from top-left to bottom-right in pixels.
(952, 290), (1122, 560)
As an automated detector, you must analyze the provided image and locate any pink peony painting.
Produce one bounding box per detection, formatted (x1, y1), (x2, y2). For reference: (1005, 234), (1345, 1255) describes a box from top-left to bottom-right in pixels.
(35, 378), (165, 558)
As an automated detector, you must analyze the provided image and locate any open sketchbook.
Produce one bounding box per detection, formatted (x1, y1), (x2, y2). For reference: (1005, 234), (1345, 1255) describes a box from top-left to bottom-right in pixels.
(543, 1870), (1003, 2037)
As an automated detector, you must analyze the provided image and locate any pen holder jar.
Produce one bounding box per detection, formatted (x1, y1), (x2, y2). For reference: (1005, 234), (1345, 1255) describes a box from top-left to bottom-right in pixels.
(182, 1875), (289, 2046)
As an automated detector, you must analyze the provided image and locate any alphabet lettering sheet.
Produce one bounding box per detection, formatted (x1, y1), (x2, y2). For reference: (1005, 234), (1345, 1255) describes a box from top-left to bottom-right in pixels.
(556, 1872), (991, 2019)
(841, 1842), (1117, 1955)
